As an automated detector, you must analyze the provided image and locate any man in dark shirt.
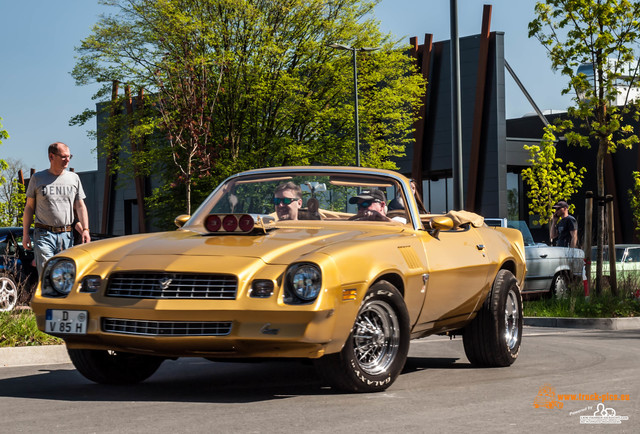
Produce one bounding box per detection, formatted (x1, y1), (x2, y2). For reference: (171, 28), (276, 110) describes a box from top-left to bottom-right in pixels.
(549, 200), (578, 247)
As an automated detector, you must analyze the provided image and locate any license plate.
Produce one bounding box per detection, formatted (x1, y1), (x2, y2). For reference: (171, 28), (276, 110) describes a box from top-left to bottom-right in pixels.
(45, 310), (88, 334)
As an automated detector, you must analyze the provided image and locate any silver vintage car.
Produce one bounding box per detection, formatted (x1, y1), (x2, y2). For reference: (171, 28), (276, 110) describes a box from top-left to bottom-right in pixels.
(486, 219), (584, 296)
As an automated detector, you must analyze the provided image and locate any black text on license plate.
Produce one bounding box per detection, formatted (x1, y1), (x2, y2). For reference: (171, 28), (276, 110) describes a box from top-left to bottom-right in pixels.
(45, 310), (88, 334)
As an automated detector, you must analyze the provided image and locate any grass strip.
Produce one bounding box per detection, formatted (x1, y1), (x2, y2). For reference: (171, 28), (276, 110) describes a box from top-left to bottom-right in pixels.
(0, 310), (63, 347)
(524, 290), (640, 318)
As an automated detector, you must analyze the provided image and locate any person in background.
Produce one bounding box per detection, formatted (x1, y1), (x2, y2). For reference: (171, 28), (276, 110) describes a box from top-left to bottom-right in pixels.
(410, 178), (428, 213)
(549, 200), (578, 248)
(22, 142), (91, 275)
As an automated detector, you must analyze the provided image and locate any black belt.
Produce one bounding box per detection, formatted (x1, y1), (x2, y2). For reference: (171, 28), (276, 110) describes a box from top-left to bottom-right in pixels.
(35, 223), (73, 233)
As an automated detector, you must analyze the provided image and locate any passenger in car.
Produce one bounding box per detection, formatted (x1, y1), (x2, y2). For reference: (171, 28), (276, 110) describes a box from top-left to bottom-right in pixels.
(273, 182), (303, 221)
(349, 189), (395, 222)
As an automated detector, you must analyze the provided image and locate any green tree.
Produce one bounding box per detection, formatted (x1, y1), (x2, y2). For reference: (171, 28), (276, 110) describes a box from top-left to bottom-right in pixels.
(0, 117), (19, 226)
(0, 118), (7, 145)
(521, 124), (586, 227)
(71, 0), (425, 224)
(0, 120), (24, 227)
(631, 171), (640, 240)
(0, 158), (27, 227)
(529, 0), (640, 294)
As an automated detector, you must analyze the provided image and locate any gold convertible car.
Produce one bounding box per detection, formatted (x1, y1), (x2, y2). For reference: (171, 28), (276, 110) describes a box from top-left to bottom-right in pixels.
(31, 166), (526, 392)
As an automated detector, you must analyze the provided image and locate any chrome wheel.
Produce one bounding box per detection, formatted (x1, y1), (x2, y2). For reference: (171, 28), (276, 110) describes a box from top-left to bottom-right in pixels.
(352, 300), (400, 376)
(314, 281), (410, 392)
(553, 274), (569, 298)
(0, 276), (18, 312)
(504, 289), (520, 350)
(463, 269), (522, 367)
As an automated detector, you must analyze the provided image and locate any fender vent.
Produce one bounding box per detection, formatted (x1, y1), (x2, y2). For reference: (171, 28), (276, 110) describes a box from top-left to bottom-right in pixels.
(398, 246), (422, 270)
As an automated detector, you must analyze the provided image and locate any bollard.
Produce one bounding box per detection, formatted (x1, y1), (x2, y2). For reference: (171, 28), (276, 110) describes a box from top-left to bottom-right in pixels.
(582, 259), (589, 298)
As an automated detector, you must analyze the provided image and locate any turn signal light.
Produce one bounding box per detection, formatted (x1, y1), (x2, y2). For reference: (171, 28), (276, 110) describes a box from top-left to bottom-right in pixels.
(80, 276), (102, 293)
(251, 280), (274, 298)
(342, 289), (357, 301)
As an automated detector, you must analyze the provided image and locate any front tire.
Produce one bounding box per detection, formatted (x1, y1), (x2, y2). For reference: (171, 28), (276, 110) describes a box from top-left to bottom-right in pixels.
(315, 281), (410, 392)
(463, 269), (522, 367)
(0, 275), (18, 312)
(68, 349), (164, 384)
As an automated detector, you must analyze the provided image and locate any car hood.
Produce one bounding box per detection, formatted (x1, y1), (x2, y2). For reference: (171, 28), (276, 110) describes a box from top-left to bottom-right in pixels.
(71, 224), (406, 265)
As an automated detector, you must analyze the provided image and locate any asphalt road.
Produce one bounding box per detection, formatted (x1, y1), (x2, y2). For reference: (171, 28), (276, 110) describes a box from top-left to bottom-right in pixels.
(1, 326), (638, 433)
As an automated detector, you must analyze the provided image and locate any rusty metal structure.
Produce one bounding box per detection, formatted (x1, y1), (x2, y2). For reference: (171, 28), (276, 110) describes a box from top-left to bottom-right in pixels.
(402, 5), (509, 217)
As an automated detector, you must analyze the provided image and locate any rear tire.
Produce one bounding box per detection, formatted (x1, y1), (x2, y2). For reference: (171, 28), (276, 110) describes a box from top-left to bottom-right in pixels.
(315, 281), (410, 392)
(463, 269), (522, 367)
(552, 272), (569, 298)
(68, 348), (164, 384)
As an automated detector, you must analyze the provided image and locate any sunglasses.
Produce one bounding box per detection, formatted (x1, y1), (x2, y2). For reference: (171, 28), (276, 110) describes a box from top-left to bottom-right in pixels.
(273, 197), (297, 205)
(53, 153), (73, 160)
(357, 200), (380, 209)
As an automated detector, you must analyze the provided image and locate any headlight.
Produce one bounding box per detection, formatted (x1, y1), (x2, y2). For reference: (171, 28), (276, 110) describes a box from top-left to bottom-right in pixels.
(44, 258), (76, 295)
(286, 263), (322, 302)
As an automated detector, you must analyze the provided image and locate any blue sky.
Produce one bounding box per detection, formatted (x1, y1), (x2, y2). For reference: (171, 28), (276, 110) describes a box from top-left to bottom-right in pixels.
(0, 0), (569, 174)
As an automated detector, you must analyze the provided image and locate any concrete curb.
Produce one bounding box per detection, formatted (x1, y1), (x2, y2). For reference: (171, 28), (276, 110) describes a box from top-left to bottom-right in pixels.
(0, 345), (70, 368)
(2, 317), (639, 369)
(524, 316), (640, 330)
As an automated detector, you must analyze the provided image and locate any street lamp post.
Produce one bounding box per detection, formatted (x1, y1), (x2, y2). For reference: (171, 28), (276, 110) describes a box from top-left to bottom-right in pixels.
(450, 0), (464, 210)
(328, 43), (380, 167)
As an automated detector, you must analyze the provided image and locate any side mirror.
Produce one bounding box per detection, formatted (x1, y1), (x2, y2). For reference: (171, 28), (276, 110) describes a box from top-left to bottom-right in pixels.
(174, 214), (191, 228)
(429, 216), (454, 239)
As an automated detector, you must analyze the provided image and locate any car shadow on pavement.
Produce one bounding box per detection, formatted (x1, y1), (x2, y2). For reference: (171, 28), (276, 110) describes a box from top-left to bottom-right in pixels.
(0, 354), (481, 402)
(0, 358), (332, 403)
(402, 357), (470, 374)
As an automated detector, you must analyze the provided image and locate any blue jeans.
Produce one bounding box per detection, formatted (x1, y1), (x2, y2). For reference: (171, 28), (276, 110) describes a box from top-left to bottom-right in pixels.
(33, 228), (73, 276)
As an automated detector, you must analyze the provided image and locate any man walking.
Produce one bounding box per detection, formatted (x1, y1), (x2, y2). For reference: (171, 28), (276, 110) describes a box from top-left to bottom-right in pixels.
(22, 142), (90, 275)
(549, 200), (578, 248)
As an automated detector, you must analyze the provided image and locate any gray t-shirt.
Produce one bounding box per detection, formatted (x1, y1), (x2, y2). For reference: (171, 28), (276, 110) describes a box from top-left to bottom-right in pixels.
(26, 169), (86, 227)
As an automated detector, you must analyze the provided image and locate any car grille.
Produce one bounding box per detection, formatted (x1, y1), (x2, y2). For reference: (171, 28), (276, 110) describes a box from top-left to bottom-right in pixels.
(102, 318), (233, 336)
(105, 272), (237, 299)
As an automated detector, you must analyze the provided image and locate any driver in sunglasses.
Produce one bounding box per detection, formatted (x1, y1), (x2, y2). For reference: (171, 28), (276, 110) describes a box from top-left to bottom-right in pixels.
(348, 189), (392, 222)
(273, 182), (303, 221)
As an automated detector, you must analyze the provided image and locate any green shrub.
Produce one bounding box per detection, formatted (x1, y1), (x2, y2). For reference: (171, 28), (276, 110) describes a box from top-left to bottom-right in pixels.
(0, 309), (63, 347)
(524, 285), (640, 318)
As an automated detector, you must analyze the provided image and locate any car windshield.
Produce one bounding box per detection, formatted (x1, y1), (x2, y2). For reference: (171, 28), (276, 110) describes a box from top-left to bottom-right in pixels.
(626, 248), (640, 263)
(0, 232), (15, 256)
(185, 169), (412, 229)
(506, 221), (536, 246)
(590, 246), (628, 262)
